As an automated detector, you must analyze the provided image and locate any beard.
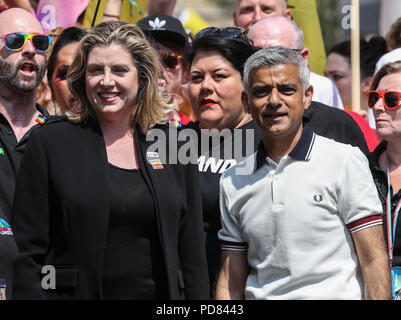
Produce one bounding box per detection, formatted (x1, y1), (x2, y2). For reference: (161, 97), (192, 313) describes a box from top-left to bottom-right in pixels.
(0, 56), (46, 92)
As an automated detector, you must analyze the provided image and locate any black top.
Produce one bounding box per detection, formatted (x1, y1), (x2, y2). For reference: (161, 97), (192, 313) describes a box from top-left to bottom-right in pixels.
(369, 141), (401, 267)
(0, 104), (49, 220)
(102, 164), (167, 299)
(0, 104), (49, 300)
(12, 119), (209, 300)
(186, 119), (261, 296)
(303, 101), (369, 156)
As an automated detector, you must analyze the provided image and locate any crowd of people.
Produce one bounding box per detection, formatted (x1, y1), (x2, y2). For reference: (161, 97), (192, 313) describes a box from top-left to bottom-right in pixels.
(0, 0), (400, 301)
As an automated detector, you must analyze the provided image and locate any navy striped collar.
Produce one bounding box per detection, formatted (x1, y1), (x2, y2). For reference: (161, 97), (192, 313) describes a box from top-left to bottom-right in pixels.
(255, 125), (316, 171)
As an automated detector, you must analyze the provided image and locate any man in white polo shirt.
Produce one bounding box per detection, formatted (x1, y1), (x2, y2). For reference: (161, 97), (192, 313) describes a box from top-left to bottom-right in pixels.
(247, 16), (344, 109)
(216, 46), (391, 300)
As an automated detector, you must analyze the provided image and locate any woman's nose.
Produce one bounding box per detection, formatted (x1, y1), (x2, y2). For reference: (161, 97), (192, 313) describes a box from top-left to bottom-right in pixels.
(100, 70), (115, 87)
(200, 76), (213, 92)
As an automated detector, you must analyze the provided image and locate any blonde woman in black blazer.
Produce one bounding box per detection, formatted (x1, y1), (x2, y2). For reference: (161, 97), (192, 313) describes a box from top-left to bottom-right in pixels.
(11, 21), (209, 300)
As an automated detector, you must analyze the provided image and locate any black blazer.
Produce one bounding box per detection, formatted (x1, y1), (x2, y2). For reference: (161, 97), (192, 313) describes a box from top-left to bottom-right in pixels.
(11, 117), (209, 299)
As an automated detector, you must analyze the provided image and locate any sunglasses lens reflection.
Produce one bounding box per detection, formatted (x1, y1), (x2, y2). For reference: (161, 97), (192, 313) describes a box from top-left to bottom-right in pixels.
(162, 54), (181, 69)
(384, 92), (400, 109)
(32, 35), (51, 51)
(220, 27), (245, 38)
(195, 27), (245, 39)
(368, 92), (379, 108)
(5, 33), (25, 50)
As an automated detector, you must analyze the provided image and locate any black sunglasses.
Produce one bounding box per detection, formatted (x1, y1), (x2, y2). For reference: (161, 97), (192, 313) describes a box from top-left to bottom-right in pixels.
(55, 64), (69, 81)
(195, 27), (247, 39)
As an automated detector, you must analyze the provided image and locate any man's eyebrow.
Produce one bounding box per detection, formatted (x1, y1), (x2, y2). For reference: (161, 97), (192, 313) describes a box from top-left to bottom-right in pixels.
(252, 84), (270, 89)
(278, 83), (297, 88)
(251, 84), (271, 94)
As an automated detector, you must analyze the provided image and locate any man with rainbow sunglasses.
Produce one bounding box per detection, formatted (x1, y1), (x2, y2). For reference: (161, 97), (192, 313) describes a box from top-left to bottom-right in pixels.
(0, 7), (51, 300)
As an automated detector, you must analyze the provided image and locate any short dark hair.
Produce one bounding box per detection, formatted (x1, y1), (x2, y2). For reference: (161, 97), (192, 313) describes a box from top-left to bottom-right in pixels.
(47, 26), (87, 90)
(328, 36), (387, 79)
(185, 35), (257, 78)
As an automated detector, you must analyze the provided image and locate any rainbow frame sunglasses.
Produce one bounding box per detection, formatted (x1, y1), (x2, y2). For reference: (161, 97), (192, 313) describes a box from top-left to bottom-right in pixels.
(1, 32), (53, 53)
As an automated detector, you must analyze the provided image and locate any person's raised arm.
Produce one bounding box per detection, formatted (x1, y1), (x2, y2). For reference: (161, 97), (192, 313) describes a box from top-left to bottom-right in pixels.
(4, 0), (33, 12)
(146, 0), (176, 16)
(102, 0), (123, 21)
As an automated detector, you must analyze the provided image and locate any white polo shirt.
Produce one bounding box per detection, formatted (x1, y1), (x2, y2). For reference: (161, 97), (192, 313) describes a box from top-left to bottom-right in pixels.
(218, 126), (383, 300)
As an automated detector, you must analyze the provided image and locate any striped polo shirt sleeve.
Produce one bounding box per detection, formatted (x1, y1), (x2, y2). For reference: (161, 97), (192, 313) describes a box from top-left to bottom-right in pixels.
(346, 215), (383, 234)
(218, 174), (248, 251)
(337, 147), (383, 233)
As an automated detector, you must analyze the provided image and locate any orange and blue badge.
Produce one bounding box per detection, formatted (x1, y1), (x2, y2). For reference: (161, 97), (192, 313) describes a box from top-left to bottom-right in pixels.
(36, 114), (48, 125)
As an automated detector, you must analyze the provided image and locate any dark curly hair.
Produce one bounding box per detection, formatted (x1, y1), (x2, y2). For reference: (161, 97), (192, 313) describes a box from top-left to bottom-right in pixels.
(185, 34), (258, 78)
(328, 36), (388, 79)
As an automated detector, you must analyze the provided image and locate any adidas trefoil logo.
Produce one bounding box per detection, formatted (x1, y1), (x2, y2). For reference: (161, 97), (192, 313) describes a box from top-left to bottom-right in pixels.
(149, 17), (166, 30)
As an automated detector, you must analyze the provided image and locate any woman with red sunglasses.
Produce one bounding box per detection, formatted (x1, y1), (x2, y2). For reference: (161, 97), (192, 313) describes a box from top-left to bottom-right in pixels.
(368, 61), (401, 299)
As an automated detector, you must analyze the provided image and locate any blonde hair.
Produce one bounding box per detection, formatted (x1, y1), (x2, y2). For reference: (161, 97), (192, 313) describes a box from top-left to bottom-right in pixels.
(67, 21), (165, 133)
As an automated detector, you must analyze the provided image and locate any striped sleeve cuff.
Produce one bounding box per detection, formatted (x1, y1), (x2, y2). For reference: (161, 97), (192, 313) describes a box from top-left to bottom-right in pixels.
(220, 240), (248, 251)
(346, 214), (383, 234)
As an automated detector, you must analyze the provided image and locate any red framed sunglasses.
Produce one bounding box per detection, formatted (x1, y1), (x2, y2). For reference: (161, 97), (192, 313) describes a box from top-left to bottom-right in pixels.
(161, 53), (182, 70)
(367, 90), (401, 110)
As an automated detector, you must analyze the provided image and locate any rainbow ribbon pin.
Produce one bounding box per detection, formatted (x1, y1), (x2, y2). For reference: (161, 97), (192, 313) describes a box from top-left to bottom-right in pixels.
(36, 114), (48, 125)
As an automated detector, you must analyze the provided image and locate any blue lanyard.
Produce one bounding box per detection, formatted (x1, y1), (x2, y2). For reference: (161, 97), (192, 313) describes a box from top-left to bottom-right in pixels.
(386, 153), (401, 263)
(386, 153), (401, 298)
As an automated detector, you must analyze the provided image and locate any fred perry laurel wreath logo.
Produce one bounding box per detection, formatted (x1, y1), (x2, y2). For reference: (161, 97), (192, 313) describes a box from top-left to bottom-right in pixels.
(314, 194), (323, 203)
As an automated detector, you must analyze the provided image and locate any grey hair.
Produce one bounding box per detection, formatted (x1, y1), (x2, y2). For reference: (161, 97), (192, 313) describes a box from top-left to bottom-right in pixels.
(243, 46), (310, 94)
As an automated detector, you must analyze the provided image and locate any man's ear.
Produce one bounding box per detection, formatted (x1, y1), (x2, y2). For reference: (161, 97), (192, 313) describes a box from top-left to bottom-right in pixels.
(242, 91), (250, 114)
(304, 84), (313, 110)
(284, 9), (292, 19)
(299, 48), (310, 67)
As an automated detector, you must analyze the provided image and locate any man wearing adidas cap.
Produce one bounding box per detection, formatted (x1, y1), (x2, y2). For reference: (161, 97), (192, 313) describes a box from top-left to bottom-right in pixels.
(137, 13), (194, 125)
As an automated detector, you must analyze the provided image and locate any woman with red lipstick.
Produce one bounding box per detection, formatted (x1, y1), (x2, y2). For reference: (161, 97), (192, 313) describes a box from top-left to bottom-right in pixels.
(368, 61), (401, 299)
(11, 21), (209, 300)
(185, 29), (259, 297)
(46, 26), (87, 115)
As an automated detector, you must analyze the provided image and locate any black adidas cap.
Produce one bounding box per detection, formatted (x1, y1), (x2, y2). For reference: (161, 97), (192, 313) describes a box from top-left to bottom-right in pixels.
(137, 14), (188, 48)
